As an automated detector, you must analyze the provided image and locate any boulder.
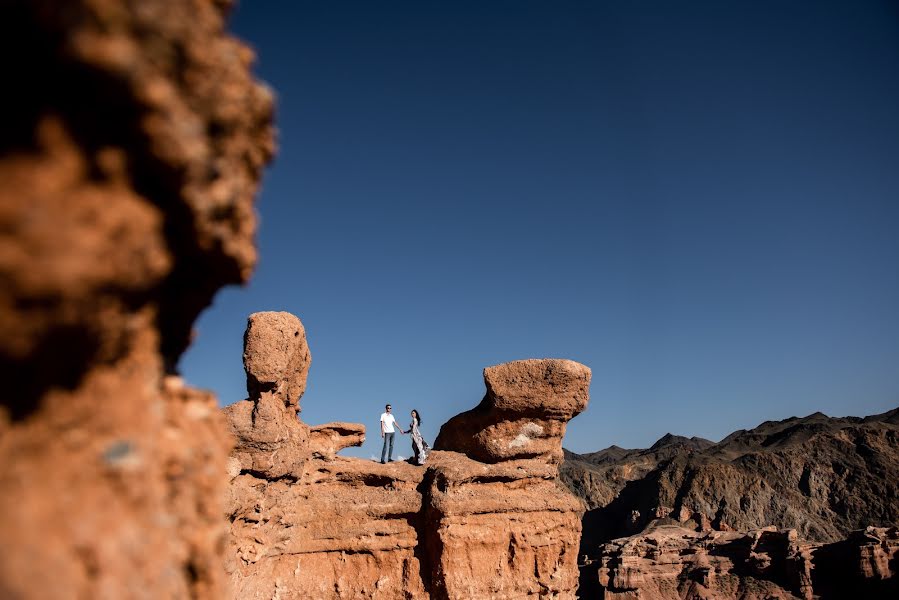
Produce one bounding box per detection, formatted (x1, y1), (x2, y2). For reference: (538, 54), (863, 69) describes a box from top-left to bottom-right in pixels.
(435, 359), (591, 464)
(243, 311), (311, 411)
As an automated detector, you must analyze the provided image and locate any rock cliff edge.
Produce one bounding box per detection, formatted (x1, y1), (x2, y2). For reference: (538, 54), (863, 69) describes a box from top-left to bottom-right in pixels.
(225, 311), (591, 599)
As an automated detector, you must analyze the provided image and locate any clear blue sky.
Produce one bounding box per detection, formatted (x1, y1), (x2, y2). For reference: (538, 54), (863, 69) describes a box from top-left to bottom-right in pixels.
(180, 1), (899, 459)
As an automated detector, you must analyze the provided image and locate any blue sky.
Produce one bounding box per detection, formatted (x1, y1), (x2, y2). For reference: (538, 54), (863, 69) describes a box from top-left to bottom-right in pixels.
(180, 1), (899, 458)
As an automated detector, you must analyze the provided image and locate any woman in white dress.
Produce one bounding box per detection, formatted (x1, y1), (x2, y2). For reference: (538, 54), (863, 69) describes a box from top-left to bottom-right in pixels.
(403, 409), (429, 465)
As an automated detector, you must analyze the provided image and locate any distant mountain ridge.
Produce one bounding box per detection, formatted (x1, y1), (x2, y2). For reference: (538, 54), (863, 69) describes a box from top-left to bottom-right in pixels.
(562, 407), (899, 552)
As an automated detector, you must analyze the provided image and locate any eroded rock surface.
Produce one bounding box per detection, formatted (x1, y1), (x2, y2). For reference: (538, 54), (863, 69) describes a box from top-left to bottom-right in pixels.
(0, 1), (273, 598)
(590, 523), (899, 599)
(224, 311), (313, 479)
(243, 311), (311, 411)
(435, 359), (590, 464)
(309, 422), (367, 459)
(224, 313), (590, 599)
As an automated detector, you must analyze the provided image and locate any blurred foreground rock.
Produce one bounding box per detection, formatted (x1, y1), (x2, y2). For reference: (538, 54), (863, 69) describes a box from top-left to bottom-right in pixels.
(0, 0), (273, 597)
(224, 312), (590, 599)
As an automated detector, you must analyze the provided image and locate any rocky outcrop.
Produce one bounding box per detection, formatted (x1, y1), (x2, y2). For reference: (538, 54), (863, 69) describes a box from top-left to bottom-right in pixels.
(309, 422), (367, 459)
(435, 359), (591, 464)
(242, 311), (311, 411)
(224, 312), (312, 479)
(563, 409), (899, 554)
(425, 359), (590, 598)
(224, 312), (590, 599)
(0, 1), (273, 597)
(227, 455), (430, 599)
(591, 523), (899, 599)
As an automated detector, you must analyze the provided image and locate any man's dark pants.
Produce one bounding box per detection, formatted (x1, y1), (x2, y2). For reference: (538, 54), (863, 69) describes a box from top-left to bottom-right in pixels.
(381, 431), (395, 463)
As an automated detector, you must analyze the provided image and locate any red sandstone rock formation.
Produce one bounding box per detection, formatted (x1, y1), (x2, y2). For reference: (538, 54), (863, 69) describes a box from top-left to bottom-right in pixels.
(0, 0), (273, 597)
(224, 312), (591, 599)
(428, 358), (591, 598)
(589, 523), (899, 599)
(224, 312), (311, 479)
(434, 359), (590, 464)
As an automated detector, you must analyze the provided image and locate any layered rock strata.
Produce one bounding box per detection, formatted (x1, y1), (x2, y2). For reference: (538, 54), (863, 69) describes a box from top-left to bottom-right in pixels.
(591, 523), (899, 600)
(0, 1), (273, 597)
(428, 358), (590, 598)
(224, 312), (591, 599)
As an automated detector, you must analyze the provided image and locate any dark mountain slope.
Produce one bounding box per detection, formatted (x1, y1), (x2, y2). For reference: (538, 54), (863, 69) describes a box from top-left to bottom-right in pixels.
(562, 407), (899, 553)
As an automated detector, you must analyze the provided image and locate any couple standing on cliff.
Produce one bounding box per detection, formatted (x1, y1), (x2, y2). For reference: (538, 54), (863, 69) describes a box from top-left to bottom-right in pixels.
(380, 404), (430, 465)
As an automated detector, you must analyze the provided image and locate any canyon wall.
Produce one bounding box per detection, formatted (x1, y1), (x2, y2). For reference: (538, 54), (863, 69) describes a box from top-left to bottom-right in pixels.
(224, 311), (591, 599)
(0, 0), (273, 597)
(563, 411), (899, 598)
(592, 524), (898, 600)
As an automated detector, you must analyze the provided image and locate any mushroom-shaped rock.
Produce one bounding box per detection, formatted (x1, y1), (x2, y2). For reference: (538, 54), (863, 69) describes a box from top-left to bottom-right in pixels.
(225, 312), (313, 478)
(308, 422), (366, 459)
(243, 311), (310, 411)
(434, 359), (590, 464)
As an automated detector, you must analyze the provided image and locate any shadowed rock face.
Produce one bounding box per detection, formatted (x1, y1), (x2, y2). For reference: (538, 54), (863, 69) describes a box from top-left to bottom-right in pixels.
(591, 524), (899, 600)
(563, 409), (899, 553)
(0, 0), (273, 597)
(224, 314), (590, 599)
(563, 411), (899, 598)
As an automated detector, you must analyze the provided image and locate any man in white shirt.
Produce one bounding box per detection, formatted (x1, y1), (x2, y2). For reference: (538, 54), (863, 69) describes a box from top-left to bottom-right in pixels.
(380, 404), (398, 464)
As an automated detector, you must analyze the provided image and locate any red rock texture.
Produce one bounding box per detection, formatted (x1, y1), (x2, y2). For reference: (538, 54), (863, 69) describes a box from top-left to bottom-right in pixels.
(589, 523), (899, 600)
(224, 312), (591, 599)
(435, 359), (590, 464)
(423, 453), (584, 598)
(309, 422), (367, 459)
(242, 311), (311, 411)
(0, 0), (273, 597)
(224, 312), (313, 479)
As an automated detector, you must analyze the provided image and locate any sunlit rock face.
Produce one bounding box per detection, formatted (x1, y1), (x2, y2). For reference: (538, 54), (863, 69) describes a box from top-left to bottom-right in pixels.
(0, 0), (274, 597)
(224, 314), (591, 599)
(224, 312), (312, 479)
(435, 359), (591, 465)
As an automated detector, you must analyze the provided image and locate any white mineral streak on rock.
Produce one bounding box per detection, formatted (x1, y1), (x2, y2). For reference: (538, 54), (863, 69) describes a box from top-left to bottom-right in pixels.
(509, 422), (544, 448)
